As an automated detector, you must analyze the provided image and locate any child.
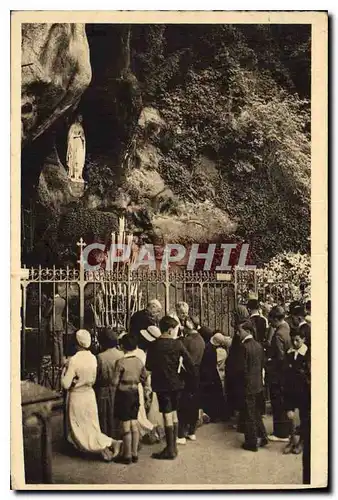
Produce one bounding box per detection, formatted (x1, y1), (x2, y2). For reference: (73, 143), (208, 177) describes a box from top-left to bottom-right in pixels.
(283, 328), (310, 455)
(146, 316), (195, 459)
(112, 335), (147, 464)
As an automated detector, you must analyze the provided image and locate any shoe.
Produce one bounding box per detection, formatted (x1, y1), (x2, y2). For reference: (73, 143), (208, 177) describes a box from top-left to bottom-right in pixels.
(176, 437), (187, 445)
(242, 443), (258, 452)
(268, 434), (289, 442)
(283, 442), (295, 455)
(259, 437), (269, 448)
(202, 413), (211, 424)
(292, 442), (303, 455)
(100, 447), (114, 462)
(187, 434), (197, 441)
(110, 440), (123, 458)
(114, 456), (132, 465)
(132, 455), (139, 463)
(152, 448), (176, 460)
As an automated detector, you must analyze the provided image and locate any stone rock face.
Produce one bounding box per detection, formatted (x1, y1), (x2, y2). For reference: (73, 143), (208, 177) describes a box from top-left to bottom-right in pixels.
(21, 23), (92, 144)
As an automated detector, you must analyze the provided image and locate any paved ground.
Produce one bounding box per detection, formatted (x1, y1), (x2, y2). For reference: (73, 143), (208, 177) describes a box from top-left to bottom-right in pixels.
(49, 411), (302, 486)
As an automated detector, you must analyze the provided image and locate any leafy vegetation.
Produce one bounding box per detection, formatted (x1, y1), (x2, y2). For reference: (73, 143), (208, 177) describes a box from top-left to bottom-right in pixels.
(131, 24), (311, 264)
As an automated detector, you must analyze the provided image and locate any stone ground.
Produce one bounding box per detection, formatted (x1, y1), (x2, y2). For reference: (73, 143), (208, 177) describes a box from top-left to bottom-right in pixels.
(48, 410), (302, 486)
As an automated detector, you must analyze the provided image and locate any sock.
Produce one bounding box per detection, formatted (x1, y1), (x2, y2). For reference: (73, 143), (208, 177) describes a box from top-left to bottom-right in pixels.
(173, 422), (178, 454)
(123, 431), (132, 459)
(165, 425), (175, 456)
(177, 421), (186, 439)
(188, 422), (196, 435)
(131, 427), (139, 457)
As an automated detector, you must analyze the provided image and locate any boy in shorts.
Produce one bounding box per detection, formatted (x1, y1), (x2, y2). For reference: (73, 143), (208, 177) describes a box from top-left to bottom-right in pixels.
(146, 316), (195, 459)
(112, 335), (147, 464)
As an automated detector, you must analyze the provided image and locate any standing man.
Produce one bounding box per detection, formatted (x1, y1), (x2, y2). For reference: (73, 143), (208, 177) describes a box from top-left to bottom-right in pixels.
(266, 305), (292, 442)
(177, 322), (205, 443)
(129, 299), (162, 349)
(247, 299), (268, 345)
(237, 320), (267, 452)
(45, 291), (66, 367)
(169, 302), (191, 338)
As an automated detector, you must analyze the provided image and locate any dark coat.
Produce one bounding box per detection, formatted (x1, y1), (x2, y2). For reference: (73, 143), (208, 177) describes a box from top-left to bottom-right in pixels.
(146, 336), (195, 393)
(180, 332), (205, 390)
(200, 343), (219, 387)
(267, 321), (292, 384)
(180, 333), (205, 367)
(300, 322), (311, 349)
(283, 346), (311, 411)
(199, 342), (225, 420)
(238, 337), (264, 396)
(250, 314), (268, 345)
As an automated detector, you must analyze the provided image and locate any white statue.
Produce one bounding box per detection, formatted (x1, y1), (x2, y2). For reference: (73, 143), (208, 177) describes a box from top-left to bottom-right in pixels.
(66, 114), (86, 181)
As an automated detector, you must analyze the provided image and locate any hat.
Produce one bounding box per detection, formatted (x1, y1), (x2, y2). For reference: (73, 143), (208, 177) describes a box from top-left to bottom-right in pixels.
(199, 326), (214, 343)
(210, 333), (227, 347)
(140, 325), (161, 343)
(76, 329), (91, 349)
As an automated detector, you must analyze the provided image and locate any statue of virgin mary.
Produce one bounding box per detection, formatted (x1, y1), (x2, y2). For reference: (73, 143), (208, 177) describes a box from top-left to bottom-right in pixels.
(66, 114), (86, 181)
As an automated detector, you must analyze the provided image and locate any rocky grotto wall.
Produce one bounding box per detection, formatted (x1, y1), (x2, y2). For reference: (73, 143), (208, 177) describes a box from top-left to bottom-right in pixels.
(20, 23), (310, 267)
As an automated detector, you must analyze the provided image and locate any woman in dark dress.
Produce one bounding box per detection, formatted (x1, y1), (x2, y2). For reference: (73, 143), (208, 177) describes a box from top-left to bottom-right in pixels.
(226, 305), (251, 423)
(199, 335), (226, 422)
(95, 328), (124, 439)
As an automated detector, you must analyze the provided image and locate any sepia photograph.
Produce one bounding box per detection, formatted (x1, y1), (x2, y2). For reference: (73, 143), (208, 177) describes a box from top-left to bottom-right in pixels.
(10, 11), (328, 490)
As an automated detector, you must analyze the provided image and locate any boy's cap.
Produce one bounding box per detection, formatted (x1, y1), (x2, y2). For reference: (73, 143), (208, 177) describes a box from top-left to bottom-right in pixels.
(140, 325), (161, 343)
(76, 329), (91, 349)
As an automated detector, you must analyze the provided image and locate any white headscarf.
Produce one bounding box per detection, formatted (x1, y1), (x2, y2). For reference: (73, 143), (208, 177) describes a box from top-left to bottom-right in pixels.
(76, 329), (91, 349)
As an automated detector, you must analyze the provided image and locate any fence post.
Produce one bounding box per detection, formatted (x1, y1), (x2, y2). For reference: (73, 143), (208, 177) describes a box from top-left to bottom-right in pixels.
(165, 265), (170, 314)
(21, 280), (28, 379)
(199, 282), (203, 325)
(77, 238), (86, 329)
(126, 264), (131, 329)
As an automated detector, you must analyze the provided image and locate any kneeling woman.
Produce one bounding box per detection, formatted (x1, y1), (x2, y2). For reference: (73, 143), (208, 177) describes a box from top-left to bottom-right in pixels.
(61, 329), (122, 462)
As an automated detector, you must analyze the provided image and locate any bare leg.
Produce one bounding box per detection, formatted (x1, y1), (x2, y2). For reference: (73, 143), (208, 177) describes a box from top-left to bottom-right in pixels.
(122, 420), (132, 458)
(131, 419), (139, 459)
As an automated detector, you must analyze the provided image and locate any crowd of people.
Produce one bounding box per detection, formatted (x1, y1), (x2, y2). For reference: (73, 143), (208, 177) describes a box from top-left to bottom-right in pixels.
(59, 297), (311, 480)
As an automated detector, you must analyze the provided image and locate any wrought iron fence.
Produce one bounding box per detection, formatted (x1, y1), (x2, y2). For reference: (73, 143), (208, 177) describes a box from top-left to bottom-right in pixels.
(20, 240), (306, 391)
(20, 249), (236, 390)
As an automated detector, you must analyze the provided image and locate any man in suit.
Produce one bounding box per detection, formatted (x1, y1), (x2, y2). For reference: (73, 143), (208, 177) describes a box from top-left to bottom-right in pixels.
(266, 305), (292, 441)
(45, 292), (66, 367)
(237, 320), (267, 452)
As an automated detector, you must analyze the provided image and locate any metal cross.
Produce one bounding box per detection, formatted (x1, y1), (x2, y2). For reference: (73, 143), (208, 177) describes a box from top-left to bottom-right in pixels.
(77, 237), (86, 265)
